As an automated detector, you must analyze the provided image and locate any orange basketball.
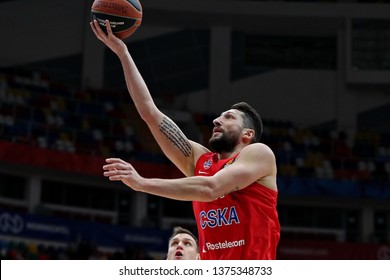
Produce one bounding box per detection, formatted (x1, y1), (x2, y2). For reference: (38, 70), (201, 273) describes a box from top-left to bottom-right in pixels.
(91, 0), (142, 39)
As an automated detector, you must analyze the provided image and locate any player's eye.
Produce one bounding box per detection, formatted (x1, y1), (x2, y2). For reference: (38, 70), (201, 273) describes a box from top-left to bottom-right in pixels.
(226, 114), (234, 119)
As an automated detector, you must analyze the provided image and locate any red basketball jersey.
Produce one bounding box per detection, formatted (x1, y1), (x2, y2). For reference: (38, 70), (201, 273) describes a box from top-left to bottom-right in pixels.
(192, 152), (280, 260)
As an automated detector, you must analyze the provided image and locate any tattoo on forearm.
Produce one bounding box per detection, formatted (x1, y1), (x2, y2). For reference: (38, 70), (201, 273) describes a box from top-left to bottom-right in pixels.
(159, 117), (192, 157)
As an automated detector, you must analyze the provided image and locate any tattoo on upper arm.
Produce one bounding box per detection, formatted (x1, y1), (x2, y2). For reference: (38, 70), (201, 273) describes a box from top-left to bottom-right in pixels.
(159, 117), (192, 157)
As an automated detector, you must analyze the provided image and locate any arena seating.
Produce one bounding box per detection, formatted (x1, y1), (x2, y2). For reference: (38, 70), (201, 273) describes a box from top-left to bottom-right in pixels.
(1, 71), (389, 194)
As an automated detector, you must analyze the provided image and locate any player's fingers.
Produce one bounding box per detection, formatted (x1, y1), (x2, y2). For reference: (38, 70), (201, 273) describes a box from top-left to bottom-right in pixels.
(103, 162), (132, 172)
(105, 20), (113, 36)
(105, 158), (128, 165)
(104, 168), (130, 175)
(105, 157), (118, 163)
(90, 20), (106, 41)
(103, 163), (120, 170)
(90, 21), (99, 37)
(103, 161), (120, 170)
(106, 174), (123, 181)
(103, 170), (118, 177)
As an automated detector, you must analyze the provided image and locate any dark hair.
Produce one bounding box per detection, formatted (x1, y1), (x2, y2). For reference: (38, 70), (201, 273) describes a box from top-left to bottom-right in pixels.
(231, 102), (263, 143)
(169, 226), (199, 251)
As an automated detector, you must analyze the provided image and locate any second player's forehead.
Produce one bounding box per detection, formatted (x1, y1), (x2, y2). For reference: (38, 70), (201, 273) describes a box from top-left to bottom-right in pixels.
(170, 233), (196, 244)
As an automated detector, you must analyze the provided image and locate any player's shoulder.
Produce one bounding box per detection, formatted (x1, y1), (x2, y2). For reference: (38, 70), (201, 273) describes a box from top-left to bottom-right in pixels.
(241, 142), (275, 156)
(238, 143), (276, 165)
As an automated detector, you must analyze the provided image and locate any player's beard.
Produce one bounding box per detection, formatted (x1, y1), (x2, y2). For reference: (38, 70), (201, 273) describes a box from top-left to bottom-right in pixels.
(209, 131), (239, 153)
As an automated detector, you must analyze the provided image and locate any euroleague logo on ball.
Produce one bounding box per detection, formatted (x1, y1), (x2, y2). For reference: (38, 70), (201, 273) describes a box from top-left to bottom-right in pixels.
(92, 16), (125, 30)
(91, 0), (143, 39)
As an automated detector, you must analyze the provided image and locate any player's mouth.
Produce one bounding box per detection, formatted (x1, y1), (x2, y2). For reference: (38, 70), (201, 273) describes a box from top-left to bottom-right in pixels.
(175, 251), (183, 259)
(212, 127), (222, 135)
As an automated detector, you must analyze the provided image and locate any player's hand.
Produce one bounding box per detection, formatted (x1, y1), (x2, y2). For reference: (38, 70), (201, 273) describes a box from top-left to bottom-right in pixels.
(90, 20), (127, 56)
(103, 158), (144, 191)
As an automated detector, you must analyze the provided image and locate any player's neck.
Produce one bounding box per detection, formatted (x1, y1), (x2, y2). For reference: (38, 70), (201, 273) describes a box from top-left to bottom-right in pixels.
(217, 145), (243, 160)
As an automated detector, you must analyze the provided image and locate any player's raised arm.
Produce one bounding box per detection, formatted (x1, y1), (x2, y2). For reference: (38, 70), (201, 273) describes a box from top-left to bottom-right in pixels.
(90, 20), (208, 176)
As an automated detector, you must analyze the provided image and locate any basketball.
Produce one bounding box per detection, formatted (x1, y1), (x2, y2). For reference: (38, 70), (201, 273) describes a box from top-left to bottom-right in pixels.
(91, 0), (143, 39)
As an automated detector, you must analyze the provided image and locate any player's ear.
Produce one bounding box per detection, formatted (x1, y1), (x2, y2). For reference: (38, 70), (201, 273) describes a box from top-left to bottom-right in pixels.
(242, 128), (254, 143)
(196, 253), (201, 260)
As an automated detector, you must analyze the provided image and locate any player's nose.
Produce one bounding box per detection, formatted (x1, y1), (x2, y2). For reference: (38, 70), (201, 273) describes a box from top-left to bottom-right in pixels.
(213, 117), (222, 126)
